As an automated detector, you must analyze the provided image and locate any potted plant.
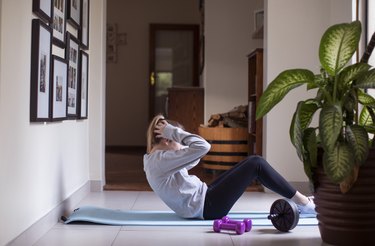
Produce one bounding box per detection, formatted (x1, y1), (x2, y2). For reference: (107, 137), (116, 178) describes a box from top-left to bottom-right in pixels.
(256, 20), (375, 245)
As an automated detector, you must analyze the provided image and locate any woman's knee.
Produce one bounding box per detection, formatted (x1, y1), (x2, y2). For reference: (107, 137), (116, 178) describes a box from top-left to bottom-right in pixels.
(246, 155), (262, 161)
(243, 155), (268, 171)
(245, 155), (264, 164)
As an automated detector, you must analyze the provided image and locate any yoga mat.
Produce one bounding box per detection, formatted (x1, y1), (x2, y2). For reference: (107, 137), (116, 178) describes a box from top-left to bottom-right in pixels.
(64, 206), (318, 227)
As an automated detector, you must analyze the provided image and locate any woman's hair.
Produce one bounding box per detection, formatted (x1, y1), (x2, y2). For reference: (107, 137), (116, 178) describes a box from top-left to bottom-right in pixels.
(146, 114), (183, 153)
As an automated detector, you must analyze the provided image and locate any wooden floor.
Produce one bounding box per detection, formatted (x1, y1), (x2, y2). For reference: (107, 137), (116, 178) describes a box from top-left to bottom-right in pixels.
(104, 148), (264, 192)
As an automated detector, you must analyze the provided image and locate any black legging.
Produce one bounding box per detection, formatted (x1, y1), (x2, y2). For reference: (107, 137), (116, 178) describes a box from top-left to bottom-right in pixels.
(203, 155), (297, 220)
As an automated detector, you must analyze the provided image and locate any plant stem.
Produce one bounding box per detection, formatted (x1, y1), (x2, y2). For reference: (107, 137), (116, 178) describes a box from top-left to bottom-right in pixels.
(333, 76), (338, 103)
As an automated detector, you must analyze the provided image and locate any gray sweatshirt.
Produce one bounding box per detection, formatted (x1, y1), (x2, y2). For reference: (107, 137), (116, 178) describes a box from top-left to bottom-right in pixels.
(143, 124), (211, 219)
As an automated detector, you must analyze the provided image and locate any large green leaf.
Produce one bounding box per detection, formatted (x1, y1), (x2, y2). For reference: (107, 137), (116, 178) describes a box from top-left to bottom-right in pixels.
(307, 75), (322, 90)
(319, 104), (343, 151)
(358, 89), (375, 106)
(290, 100), (319, 160)
(297, 99), (320, 129)
(339, 63), (371, 85)
(290, 106), (303, 160)
(364, 125), (375, 134)
(356, 69), (375, 89)
(303, 127), (318, 168)
(359, 106), (374, 126)
(256, 69), (315, 119)
(319, 21), (361, 76)
(339, 63), (371, 94)
(345, 125), (369, 165)
(323, 143), (355, 183)
(360, 107), (375, 134)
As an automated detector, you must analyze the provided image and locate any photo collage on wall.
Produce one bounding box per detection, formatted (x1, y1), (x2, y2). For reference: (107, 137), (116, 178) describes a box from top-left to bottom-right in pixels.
(30, 0), (90, 122)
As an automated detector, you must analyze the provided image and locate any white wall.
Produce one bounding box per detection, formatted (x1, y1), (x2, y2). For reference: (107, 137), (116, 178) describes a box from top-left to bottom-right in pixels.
(88, 0), (106, 186)
(264, 0), (352, 182)
(204, 0), (263, 121)
(0, 0), (106, 245)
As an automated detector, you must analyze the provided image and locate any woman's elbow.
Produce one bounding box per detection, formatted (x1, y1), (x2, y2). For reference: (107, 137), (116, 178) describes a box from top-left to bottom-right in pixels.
(203, 142), (211, 153)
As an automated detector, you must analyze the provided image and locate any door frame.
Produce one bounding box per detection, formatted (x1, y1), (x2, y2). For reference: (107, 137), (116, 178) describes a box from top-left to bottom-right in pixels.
(148, 23), (200, 120)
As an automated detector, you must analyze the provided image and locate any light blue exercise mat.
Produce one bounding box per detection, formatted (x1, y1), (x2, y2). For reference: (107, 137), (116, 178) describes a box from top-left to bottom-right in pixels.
(63, 206), (318, 227)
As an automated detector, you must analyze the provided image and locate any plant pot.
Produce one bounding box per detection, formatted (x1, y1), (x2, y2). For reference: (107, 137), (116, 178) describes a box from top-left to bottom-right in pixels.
(313, 148), (375, 245)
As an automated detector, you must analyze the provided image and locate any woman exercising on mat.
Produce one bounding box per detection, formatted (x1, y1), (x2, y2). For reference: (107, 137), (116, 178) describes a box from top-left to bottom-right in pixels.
(143, 114), (316, 220)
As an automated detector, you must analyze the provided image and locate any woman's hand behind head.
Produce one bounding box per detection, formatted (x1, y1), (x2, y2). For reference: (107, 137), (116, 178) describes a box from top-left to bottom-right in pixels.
(154, 120), (167, 139)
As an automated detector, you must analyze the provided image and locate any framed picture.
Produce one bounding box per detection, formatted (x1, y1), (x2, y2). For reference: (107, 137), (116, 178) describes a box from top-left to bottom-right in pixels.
(254, 9), (264, 31)
(50, 55), (68, 121)
(67, 0), (81, 29)
(33, 0), (53, 23)
(66, 32), (80, 118)
(52, 0), (67, 48)
(107, 23), (118, 63)
(78, 51), (89, 119)
(30, 19), (53, 122)
(79, 0), (90, 49)
(117, 33), (127, 45)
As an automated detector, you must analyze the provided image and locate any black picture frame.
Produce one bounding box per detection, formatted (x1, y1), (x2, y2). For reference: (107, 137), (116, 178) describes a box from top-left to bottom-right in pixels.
(33, 0), (53, 23)
(67, 0), (81, 29)
(254, 10), (264, 31)
(30, 19), (53, 122)
(66, 32), (80, 119)
(78, 50), (89, 119)
(50, 55), (68, 121)
(79, 0), (90, 49)
(52, 0), (67, 48)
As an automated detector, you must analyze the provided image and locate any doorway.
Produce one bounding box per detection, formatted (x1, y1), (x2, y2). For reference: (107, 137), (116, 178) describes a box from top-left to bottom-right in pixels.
(148, 24), (200, 119)
(105, 24), (201, 191)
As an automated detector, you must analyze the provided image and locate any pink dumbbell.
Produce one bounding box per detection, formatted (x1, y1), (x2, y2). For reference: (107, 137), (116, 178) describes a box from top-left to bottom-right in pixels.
(221, 216), (252, 232)
(213, 219), (245, 235)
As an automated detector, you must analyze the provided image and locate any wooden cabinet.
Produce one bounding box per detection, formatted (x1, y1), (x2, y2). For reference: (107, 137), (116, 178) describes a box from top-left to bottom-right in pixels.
(247, 48), (263, 156)
(167, 87), (204, 134)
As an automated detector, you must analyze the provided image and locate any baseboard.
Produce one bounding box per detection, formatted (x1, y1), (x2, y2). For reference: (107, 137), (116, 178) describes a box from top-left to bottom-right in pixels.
(6, 180), (100, 246)
(90, 180), (104, 192)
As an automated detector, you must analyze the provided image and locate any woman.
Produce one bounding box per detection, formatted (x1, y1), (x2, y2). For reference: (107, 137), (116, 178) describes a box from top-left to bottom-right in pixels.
(143, 114), (315, 220)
